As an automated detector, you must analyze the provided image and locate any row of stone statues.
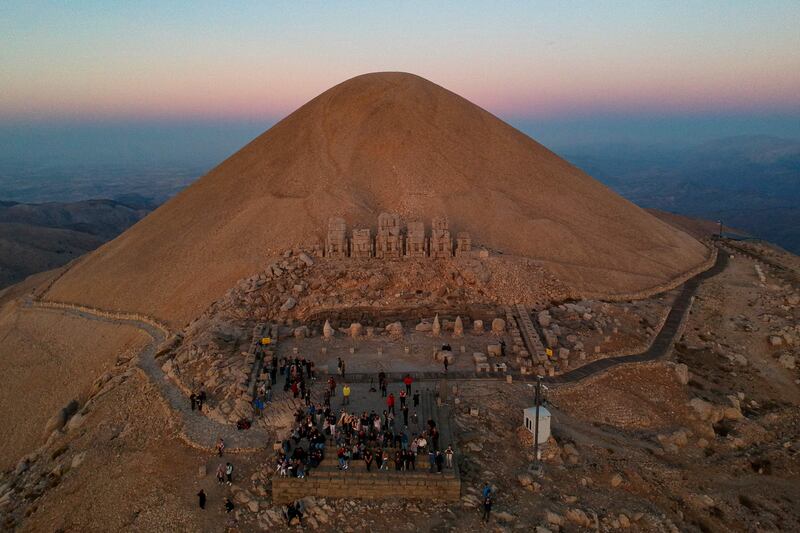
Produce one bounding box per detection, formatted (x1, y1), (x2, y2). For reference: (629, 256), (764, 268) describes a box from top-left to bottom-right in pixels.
(325, 213), (471, 259)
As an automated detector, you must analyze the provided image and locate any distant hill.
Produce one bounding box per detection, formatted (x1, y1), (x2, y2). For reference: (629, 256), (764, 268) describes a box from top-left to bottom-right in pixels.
(564, 135), (800, 254)
(0, 199), (149, 289)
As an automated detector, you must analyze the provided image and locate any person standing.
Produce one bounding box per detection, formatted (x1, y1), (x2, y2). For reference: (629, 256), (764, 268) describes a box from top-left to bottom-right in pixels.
(197, 387), (207, 411)
(197, 488), (206, 509)
(443, 356), (449, 373)
(224, 498), (234, 513)
(435, 450), (444, 473)
(364, 449), (373, 472)
(445, 445), (454, 468)
(413, 390), (420, 408)
(216, 464), (225, 484)
(482, 495), (493, 523)
(387, 393), (395, 415)
(402, 404), (409, 427)
(403, 374), (413, 395)
(225, 462), (233, 485)
(378, 371), (386, 396)
(399, 389), (407, 408)
(342, 384), (351, 405)
(216, 438), (225, 457)
(190, 392), (197, 411)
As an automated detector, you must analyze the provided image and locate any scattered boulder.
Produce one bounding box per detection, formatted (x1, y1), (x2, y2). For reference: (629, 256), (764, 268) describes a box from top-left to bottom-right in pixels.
(71, 452), (87, 469)
(43, 399), (80, 437)
(517, 473), (533, 488)
(778, 354), (796, 370)
(349, 323), (363, 338)
(538, 311), (552, 328)
(491, 318), (505, 334)
(280, 297), (297, 311)
(415, 321), (433, 332)
(688, 398), (723, 423)
(368, 273), (390, 290)
(565, 508), (591, 527)
(610, 473), (624, 487)
(386, 322), (404, 338)
(297, 252), (314, 266)
(545, 510), (564, 526)
(675, 363), (690, 385)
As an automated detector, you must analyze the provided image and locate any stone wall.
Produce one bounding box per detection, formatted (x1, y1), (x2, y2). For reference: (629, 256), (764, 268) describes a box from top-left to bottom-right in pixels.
(578, 245), (717, 303)
(30, 299), (171, 336)
(302, 303), (502, 330)
(272, 472), (461, 503)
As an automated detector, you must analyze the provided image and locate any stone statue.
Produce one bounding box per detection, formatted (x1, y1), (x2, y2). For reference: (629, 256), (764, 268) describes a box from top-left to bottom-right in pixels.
(406, 220), (427, 258)
(325, 217), (348, 258)
(432, 314), (441, 337)
(351, 228), (372, 258)
(323, 319), (334, 340)
(455, 232), (472, 256)
(376, 212), (403, 258)
(453, 316), (464, 337)
(430, 217), (453, 258)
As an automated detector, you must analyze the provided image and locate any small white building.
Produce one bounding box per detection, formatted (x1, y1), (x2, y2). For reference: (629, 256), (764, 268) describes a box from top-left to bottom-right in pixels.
(523, 406), (551, 444)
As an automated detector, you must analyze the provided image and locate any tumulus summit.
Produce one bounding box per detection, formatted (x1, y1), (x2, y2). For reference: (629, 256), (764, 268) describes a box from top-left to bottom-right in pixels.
(45, 72), (708, 325)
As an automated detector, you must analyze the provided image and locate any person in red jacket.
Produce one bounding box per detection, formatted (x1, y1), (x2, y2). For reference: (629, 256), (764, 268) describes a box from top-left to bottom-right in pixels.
(403, 374), (413, 394)
(387, 392), (395, 415)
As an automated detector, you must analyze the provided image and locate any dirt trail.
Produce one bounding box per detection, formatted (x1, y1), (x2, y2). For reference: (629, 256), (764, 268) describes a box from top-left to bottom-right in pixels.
(24, 301), (271, 452)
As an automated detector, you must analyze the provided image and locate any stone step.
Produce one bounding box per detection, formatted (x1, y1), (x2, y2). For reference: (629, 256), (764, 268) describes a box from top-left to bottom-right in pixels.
(307, 465), (455, 479)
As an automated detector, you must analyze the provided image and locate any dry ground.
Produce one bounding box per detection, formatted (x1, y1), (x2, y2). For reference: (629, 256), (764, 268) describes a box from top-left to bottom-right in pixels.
(1, 240), (797, 532)
(0, 302), (148, 470)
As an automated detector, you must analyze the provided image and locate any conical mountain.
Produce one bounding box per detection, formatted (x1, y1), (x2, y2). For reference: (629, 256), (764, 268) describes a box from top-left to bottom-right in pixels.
(46, 72), (709, 325)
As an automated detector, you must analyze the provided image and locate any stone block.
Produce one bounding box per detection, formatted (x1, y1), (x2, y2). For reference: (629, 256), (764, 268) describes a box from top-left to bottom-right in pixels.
(472, 352), (487, 363)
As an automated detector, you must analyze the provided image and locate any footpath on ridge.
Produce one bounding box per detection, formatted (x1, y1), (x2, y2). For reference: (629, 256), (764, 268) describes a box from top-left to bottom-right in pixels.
(23, 299), (270, 452)
(546, 250), (727, 384)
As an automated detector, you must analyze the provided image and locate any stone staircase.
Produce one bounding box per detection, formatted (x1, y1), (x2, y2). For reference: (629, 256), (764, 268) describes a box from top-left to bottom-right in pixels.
(513, 303), (546, 361)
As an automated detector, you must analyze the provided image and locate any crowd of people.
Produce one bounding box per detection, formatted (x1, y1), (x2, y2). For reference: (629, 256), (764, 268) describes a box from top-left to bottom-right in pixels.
(271, 367), (455, 481)
(192, 353), (478, 527)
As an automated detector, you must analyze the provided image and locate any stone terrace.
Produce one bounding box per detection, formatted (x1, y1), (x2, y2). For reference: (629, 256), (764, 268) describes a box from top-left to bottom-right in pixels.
(271, 382), (461, 503)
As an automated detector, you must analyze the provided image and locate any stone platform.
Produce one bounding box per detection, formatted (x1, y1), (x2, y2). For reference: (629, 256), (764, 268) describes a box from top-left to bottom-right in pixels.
(271, 384), (461, 503)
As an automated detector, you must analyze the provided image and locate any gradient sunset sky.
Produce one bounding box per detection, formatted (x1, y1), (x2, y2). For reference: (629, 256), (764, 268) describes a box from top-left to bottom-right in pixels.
(2, 0), (799, 124)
